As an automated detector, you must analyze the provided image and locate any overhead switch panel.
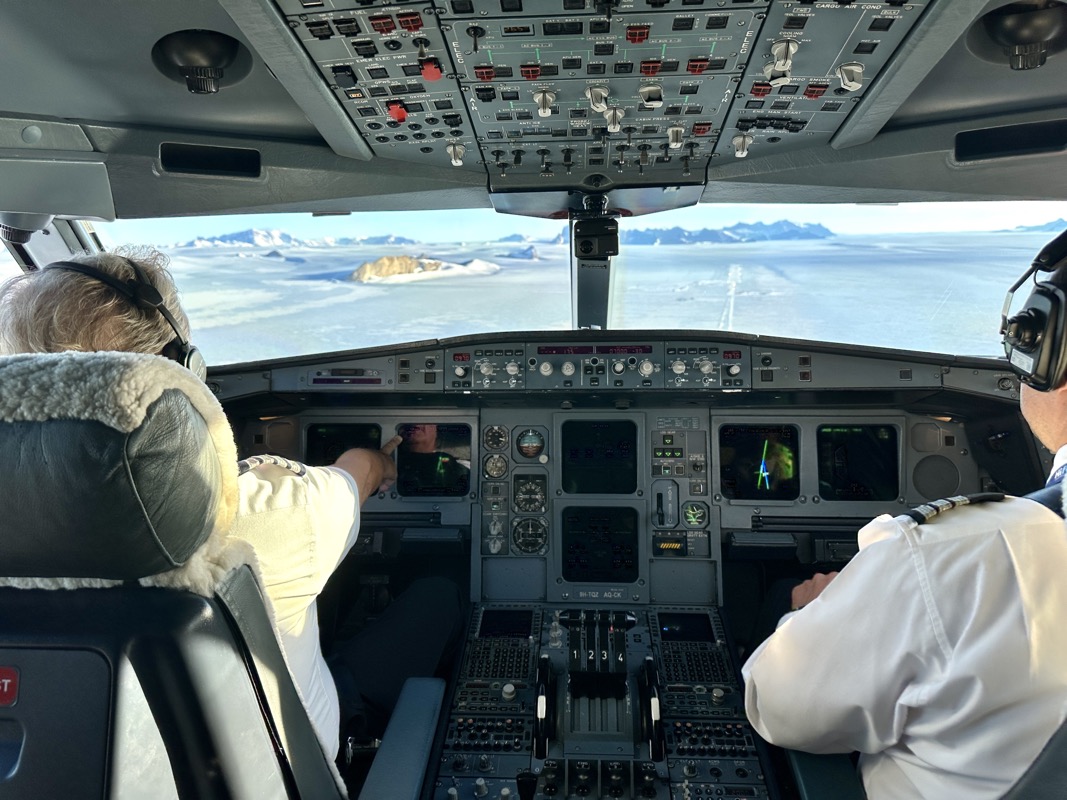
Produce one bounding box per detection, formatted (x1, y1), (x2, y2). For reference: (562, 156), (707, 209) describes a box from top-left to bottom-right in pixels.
(278, 0), (930, 194)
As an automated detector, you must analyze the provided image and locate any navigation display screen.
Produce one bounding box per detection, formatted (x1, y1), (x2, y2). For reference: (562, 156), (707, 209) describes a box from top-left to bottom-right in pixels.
(396, 422), (472, 497)
(817, 425), (899, 501)
(719, 424), (800, 500)
(561, 420), (637, 494)
(305, 423), (382, 466)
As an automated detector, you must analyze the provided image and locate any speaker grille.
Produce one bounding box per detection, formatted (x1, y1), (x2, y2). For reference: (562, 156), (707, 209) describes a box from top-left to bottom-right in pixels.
(913, 455), (960, 500)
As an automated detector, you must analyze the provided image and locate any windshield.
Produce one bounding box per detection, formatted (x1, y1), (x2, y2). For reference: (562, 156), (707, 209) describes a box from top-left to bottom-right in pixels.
(0, 248), (20, 283)
(96, 202), (1067, 366)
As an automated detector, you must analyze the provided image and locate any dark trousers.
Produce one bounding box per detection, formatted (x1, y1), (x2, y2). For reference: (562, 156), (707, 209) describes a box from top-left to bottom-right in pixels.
(749, 578), (798, 654)
(328, 576), (465, 741)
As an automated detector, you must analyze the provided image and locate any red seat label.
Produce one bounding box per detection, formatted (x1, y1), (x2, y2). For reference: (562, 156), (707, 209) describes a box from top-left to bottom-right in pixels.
(0, 667), (18, 706)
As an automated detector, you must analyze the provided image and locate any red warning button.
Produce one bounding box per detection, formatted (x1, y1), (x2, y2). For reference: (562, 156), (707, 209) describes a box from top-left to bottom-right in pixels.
(0, 666), (18, 706)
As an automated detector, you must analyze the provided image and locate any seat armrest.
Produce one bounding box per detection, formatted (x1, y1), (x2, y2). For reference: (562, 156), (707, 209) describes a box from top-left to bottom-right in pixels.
(786, 751), (866, 800)
(358, 677), (445, 800)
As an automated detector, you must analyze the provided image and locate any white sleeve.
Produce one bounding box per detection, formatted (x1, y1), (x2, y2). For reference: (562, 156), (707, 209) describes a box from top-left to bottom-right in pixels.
(232, 463), (361, 630)
(742, 523), (941, 754)
(315, 465), (362, 561)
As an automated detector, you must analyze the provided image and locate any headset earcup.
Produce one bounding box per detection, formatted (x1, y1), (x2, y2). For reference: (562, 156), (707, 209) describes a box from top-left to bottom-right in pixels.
(184, 346), (208, 382)
(1006, 281), (1067, 390)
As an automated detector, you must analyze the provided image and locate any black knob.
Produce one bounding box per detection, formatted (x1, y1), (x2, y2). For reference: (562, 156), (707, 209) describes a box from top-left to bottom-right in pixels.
(516, 769), (538, 800)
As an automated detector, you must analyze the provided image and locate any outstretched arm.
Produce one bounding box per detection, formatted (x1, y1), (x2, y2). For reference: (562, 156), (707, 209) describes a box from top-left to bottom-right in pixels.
(332, 435), (402, 505)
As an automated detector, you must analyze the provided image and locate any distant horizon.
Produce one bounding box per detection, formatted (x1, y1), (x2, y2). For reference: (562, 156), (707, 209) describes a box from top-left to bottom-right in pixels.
(96, 202), (1067, 249)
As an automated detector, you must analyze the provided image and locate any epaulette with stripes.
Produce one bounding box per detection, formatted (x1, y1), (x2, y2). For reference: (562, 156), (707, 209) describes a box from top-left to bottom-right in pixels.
(237, 454), (308, 477)
(904, 492), (1006, 524)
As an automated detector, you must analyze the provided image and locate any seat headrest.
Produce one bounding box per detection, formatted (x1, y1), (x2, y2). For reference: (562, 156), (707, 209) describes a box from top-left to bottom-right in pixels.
(0, 351), (240, 581)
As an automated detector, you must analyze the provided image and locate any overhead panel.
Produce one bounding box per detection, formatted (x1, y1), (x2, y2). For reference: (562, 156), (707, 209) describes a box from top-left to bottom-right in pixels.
(719, 1), (930, 160)
(273, 0), (932, 204)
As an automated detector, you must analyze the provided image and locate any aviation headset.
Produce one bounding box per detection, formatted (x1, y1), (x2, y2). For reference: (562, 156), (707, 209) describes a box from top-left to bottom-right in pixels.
(44, 258), (208, 381)
(1001, 228), (1067, 391)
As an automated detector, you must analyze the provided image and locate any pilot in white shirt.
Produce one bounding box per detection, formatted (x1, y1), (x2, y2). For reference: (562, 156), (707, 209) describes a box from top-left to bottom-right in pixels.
(743, 484), (1067, 799)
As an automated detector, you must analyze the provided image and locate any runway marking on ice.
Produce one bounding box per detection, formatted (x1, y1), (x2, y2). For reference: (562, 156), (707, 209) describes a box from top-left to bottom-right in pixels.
(718, 264), (741, 330)
(929, 284), (953, 320)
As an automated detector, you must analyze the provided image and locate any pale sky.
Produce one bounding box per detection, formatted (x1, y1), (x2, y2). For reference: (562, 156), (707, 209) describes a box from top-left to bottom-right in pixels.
(96, 201), (1067, 248)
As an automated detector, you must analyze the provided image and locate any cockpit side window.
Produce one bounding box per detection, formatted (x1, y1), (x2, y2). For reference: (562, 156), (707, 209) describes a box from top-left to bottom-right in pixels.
(0, 247), (21, 282)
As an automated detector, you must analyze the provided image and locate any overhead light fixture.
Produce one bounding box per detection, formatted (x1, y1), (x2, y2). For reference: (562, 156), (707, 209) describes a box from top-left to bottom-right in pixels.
(152, 30), (244, 94)
(982, 1), (1067, 70)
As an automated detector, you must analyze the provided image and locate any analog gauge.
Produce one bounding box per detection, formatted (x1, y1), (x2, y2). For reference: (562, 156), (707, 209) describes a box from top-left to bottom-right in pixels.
(682, 501), (709, 528)
(483, 454), (508, 479)
(514, 475), (547, 513)
(512, 516), (549, 555)
(516, 428), (545, 459)
(483, 424), (509, 451)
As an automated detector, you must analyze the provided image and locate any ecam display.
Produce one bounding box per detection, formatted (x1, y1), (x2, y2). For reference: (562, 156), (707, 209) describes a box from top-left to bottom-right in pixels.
(560, 420), (638, 495)
(395, 422), (472, 497)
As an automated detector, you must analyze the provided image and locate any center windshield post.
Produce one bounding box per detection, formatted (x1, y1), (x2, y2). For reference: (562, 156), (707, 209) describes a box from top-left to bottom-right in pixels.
(570, 194), (620, 330)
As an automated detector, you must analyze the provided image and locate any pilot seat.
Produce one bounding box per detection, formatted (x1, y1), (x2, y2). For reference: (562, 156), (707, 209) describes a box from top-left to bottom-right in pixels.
(0, 351), (440, 800)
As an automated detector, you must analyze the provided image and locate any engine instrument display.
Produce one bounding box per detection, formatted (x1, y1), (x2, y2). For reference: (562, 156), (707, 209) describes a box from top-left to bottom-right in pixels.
(560, 420), (637, 495)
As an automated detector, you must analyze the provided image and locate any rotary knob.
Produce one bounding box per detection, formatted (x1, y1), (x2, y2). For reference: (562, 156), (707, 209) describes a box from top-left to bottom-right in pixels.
(561, 361), (576, 377)
(506, 361), (520, 375)
(726, 364), (742, 377)
(697, 359), (714, 374)
(480, 362), (495, 376)
(585, 85), (609, 112)
(539, 361), (553, 376)
(638, 359), (655, 377)
(611, 360), (626, 374)
(454, 365), (468, 377)
(671, 359), (686, 375)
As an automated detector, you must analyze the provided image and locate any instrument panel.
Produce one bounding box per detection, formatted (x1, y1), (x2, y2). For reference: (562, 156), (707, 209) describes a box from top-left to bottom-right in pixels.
(225, 333), (1033, 800)
(247, 404), (988, 602)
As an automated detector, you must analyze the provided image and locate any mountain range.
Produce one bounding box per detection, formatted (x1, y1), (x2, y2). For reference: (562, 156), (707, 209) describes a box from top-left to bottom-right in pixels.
(175, 218), (1063, 249)
(1004, 219), (1067, 233)
(619, 220), (833, 244)
(179, 230), (418, 248)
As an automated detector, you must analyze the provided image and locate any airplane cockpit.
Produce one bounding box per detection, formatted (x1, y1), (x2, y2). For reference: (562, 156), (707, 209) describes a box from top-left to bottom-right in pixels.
(2, 1), (1067, 799)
